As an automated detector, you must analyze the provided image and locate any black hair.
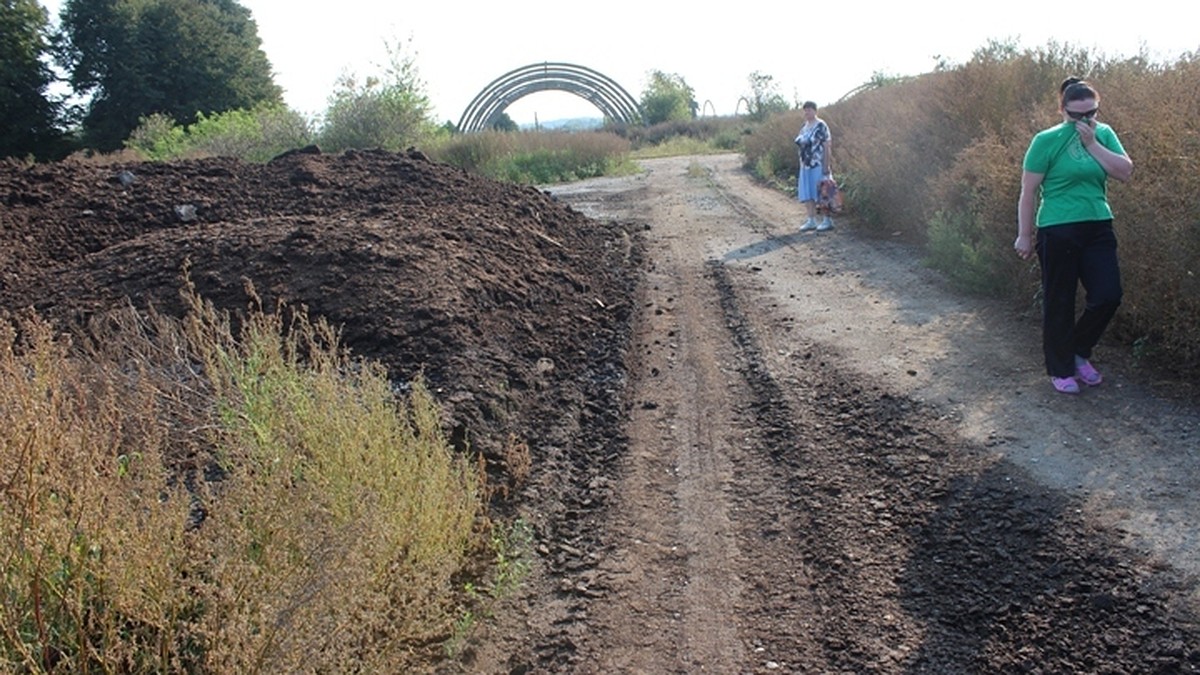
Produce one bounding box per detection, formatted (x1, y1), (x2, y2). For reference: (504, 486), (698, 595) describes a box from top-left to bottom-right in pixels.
(1060, 76), (1098, 105)
(802, 101), (818, 110)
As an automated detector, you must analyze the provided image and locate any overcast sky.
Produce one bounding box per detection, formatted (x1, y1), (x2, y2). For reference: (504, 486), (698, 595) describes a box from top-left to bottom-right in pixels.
(40, 0), (1200, 126)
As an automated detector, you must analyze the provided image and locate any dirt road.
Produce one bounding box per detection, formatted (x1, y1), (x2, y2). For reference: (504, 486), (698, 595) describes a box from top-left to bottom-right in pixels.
(462, 153), (1200, 673)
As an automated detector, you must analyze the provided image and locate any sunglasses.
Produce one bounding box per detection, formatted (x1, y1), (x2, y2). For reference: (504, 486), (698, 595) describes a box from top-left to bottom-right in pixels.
(1065, 107), (1099, 120)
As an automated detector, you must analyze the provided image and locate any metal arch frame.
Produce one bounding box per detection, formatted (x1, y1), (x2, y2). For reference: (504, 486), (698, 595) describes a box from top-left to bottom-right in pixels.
(458, 62), (641, 132)
(835, 82), (878, 103)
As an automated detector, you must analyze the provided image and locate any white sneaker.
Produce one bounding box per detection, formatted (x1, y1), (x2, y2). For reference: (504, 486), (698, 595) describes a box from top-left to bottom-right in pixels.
(800, 218), (817, 232)
(816, 217), (834, 231)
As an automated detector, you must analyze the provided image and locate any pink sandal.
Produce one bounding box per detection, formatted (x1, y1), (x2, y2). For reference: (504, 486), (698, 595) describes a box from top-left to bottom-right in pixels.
(1052, 376), (1081, 394)
(1074, 358), (1103, 386)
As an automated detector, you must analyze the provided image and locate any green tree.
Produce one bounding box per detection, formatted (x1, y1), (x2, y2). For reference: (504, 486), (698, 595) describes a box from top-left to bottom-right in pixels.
(639, 70), (696, 125)
(58, 0), (281, 152)
(0, 0), (67, 159)
(744, 71), (790, 121)
(318, 38), (437, 152)
(489, 111), (518, 132)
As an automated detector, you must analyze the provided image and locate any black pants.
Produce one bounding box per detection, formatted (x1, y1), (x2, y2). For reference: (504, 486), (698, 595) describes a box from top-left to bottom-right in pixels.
(1036, 220), (1123, 378)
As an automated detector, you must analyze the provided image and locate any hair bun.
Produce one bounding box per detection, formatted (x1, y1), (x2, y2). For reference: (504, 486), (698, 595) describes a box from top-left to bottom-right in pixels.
(1060, 76), (1084, 94)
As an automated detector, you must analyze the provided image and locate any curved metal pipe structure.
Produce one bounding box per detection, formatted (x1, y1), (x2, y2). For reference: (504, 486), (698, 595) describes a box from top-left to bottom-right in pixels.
(458, 62), (641, 132)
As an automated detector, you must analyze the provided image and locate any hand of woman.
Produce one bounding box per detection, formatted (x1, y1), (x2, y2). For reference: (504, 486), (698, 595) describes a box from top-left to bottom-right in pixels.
(1075, 119), (1097, 146)
(1014, 232), (1036, 260)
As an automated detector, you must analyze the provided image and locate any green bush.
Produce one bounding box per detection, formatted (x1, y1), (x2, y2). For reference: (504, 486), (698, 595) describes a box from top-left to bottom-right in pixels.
(925, 132), (1026, 295)
(710, 126), (748, 151)
(183, 105), (313, 162)
(616, 116), (749, 151)
(317, 40), (441, 153)
(493, 150), (595, 184)
(125, 105), (313, 162)
(633, 135), (717, 159)
(925, 209), (1010, 295)
(318, 73), (440, 152)
(125, 112), (189, 160)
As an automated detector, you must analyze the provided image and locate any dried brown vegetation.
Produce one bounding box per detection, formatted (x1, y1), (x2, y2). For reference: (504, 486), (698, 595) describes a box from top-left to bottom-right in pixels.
(747, 43), (1200, 378)
(0, 291), (485, 672)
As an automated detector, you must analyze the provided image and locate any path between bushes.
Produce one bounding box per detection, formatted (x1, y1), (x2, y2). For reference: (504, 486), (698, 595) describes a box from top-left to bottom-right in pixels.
(457, 153), (1200, 673)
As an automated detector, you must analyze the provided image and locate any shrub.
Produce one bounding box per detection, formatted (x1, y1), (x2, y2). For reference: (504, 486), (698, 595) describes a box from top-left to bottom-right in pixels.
(741, 109), (802, 185)
(125, 112), (189, 160)
(125, 105), (314, 162)
(710, 125), (748, 151)
(633, 135), (722, 160)
(925, 132), (1026, 295)
(183, 286), (483, 671)
(317, 39), (440, 153)
(181, 105), (313, 162)
(925, 209), (1011, 295)
(318, 73), (439, 152)
(0, 312), (196, 672)
(1083, 53), (1200, 368)
(0, 282), (488, 672)
(616, 116), (749, 151)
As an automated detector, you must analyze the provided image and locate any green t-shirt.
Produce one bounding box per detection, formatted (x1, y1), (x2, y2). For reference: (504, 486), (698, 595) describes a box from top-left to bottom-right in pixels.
(1022, 121), (1126, 227)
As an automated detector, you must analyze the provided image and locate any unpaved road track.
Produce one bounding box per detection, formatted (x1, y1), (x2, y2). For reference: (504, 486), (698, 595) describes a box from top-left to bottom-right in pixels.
(460, 154), (1200, 673)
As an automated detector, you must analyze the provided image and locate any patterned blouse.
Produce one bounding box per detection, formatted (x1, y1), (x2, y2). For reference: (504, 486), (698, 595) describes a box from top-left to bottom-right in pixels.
(795, 120), (830, 169)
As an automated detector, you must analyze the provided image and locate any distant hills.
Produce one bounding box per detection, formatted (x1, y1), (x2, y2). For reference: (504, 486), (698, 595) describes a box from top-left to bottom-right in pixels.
(519, 117), (604, 131)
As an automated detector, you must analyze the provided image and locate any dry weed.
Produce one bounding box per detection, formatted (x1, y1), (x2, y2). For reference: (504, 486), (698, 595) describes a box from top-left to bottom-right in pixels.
(0, 278), (491, 672)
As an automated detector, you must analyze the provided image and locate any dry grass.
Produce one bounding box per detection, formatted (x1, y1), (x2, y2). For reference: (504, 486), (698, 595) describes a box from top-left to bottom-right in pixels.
(740, 110), (804, 191)
(0, 310), (196, 672)
(744, 41), (1200, 374)
(1, 280), (488, 672)
(618, 116), (749, 152)
(430, 129), (634, 183)
(632, 134), (724, 159)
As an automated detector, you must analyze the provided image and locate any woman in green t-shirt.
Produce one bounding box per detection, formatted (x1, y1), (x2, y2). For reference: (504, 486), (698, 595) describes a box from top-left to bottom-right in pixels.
(1015, 77), (1134, 394)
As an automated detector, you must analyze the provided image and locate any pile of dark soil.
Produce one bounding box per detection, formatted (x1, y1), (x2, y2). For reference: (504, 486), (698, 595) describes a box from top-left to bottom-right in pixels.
(0, 148), (640, 500)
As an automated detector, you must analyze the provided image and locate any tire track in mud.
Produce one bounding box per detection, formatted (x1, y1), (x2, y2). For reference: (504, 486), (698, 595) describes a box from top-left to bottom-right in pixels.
(572, 199), (754, 674)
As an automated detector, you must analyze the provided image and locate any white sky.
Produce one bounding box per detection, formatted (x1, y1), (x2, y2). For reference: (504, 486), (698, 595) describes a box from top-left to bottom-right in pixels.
(40, 0), (1200, 127)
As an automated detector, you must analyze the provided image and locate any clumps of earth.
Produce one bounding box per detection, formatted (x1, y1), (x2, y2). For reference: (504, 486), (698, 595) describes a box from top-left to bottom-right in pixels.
(0, 148), (642, 509)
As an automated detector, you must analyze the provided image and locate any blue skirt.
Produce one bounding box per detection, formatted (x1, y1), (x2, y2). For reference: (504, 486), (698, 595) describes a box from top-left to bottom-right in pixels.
(797, 165), (822, 202)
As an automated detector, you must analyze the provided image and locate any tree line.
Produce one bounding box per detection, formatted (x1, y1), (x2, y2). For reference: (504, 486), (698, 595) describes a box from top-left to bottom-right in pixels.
(3, 0), (284, 159)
